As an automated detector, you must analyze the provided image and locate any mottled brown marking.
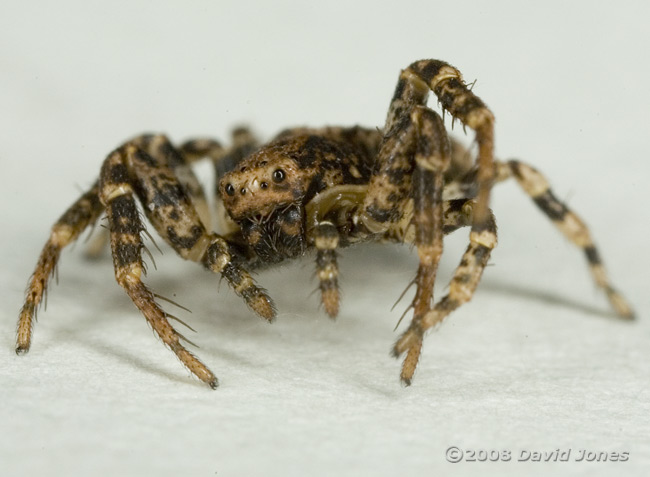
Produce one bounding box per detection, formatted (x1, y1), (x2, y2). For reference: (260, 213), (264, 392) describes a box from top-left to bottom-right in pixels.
(312, 221), (340, 318)
(16, 183), (103, 354)
(502, 159), (633, 318)
(17, 59), (633, 390)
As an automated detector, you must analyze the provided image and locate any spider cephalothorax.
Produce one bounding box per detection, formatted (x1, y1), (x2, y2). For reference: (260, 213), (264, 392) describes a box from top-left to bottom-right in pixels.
(220, 134), (374, 218)
(219, 133), (376, 264)
(16, 60), (633, 389)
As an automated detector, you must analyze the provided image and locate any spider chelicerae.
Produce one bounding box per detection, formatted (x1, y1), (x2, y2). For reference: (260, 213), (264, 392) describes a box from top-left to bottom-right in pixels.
(16, 59), (634, 388)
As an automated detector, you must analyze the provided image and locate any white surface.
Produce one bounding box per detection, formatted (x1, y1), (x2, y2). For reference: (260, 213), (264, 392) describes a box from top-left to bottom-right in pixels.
(1, 1), (649, 476)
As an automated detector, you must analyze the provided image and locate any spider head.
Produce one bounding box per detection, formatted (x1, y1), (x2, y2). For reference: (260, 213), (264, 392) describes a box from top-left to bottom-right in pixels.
(219, 152), (307, 222)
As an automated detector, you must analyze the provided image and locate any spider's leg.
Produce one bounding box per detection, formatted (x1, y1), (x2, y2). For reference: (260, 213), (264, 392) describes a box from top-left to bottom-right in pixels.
(496, 159), (634, 318)
(397, 107), (452, 384)
(177, 137), (225, 164)
(132, 134), (213, 229)
(99, 148), (219, 388)
(98, 142), (274, 388)
(180, 127), (259, 235)
(360, 104), (453, 384)
(122, 139), (276, 320)
(361, 112), (417, 232)
(17, 183), (103, 354)
(85, 131), (220, 259)
(202, 237), (276, 319)
(180, 127), (258, 178)
(384, 59), (495, 233)
(393, 199), (497, 385)
(410, 107), (450, 313)
(312, 221), (341, 318)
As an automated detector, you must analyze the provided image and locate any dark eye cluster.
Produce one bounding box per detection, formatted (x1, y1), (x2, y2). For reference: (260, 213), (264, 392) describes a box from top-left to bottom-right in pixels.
(223, 168), (285, 197)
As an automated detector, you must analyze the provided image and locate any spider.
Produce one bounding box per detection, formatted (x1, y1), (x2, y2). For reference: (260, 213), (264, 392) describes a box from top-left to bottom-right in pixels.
(16, 59), (634, 389)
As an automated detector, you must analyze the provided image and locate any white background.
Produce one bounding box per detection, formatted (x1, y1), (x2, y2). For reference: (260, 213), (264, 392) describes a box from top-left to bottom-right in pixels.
(1, 1), (649, 476)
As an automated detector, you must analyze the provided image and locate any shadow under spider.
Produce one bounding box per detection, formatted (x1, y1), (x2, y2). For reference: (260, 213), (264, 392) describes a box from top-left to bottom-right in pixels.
(479, 279), (630, 322)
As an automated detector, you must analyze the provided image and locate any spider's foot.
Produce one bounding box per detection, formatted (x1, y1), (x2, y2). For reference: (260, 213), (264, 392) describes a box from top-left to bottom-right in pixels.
(606, 287), (635, 320)
(314, 227), (340, 320)
(247, 290), (276, 322)
(321, 286), (339, 319)
(173, 344), (219, 390)
(399, 338), (423, 387)
(15, 345), (29, 356)
(16, 303), (36, 356)
(392, 325), (424, 386)
(220, 262), (276, 321)
(15, 335), (32, 356)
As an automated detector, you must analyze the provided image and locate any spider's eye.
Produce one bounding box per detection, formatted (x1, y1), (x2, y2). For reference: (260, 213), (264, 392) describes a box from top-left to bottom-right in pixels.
(225, 183), (235, 196)
(260, 181), (269, 190)
(272, 169), (285, 183)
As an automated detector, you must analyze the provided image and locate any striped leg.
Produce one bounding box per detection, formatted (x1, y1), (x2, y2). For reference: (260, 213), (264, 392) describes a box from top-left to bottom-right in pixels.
(99, 151), (218, 388)
(409, 107), (450, 320)
(312, 221), (340, 318)
(123, 139), (274, 318)
(16, 183), (103, 354)
(393, 199), (498, 385)
(392, 109), (451, 385)
(177, 137), (224, 164)
(98, 143), (274, 388)
(361, 103), (453, 385)
(497, 159), (634, 318)
(85, 131), (219, 259)
(130, 134), (212, 228)
(203, 237), (276, 320)
(380, 60), (495, 232)
(180, 127), (259, 235)
(179, 126), (257, 174)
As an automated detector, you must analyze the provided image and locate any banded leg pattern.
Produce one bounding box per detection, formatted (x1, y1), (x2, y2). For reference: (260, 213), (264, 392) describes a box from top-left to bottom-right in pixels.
(17, 183), (103, 354)
(410, 107), (450, 317)
(203, 237), (276, 320)
(312, 221), (341, 318)
(180, 127), (259, 235)
(389, 60), (495, 229)
(100, 148), (219, 388)
(123, 141), (275, 320)
(499, 159), (633, 318)
(95, 141), (275, 387)
(396, 108), (451, 385)
(394, 199), (498, 385)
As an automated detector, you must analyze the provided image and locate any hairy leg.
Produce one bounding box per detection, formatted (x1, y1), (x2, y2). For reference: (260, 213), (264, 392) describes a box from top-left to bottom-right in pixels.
(383, 59), (495, 232)
(120, 142), (275, 318)
(180, 126), (258, 235)
(99, 147), (219, 387)
(496, 159), (633, 318)
(131, 134), (212, 228)
(311, 221), (341, 318)
(17, 183), (103, 354)
(360, 99), (456, 385)
(85, 131), (217, 259)
(391, 108), (452, 384)
(393, 199), (497, 385)
(409, 107), (450, 317)
(96, 142), (275, 387)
